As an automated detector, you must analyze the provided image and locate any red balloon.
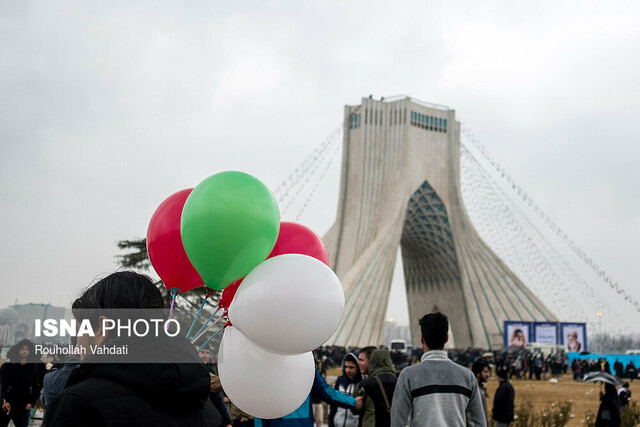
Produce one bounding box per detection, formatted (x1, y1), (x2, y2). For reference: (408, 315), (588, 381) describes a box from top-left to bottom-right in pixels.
(219, 279), (242, 310)
(219, 222), (329, 309)
(218, 222), (329, 309)
(269, 222), (329, 265)
(147, 189), (203, 293)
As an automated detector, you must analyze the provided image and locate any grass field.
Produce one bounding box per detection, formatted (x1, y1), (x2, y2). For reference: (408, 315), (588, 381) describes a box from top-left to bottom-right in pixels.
(484, 374), (602, 425)
(325, 368), (631, 426)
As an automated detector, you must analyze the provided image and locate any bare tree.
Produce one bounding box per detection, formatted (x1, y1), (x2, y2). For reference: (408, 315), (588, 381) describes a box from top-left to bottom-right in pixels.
(115, 237), (224, 350)
(116, 238), (150, 271)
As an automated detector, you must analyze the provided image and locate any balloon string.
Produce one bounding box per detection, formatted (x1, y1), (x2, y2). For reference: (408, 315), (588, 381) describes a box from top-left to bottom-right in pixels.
(190, 307), (221, 343)
(186, 291), (213, 339)
(190, 315), (224, 344)
(167, 289), (178, 320)
(198, 322), (229, 352)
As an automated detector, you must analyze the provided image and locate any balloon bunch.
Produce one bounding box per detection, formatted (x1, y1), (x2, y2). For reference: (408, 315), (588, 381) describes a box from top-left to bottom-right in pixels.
(146, 171), (279, 319)
(146, 171), (345, 419)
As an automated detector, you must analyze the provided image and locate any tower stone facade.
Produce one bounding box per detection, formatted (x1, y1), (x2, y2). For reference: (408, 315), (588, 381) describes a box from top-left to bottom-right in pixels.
(323, 96), (556, 349)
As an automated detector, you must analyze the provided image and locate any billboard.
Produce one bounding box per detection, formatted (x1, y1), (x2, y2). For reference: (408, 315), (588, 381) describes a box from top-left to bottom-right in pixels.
(561, 323), (587, 353)
(503, 321), (532, 347)
(533, 322), (559, 345)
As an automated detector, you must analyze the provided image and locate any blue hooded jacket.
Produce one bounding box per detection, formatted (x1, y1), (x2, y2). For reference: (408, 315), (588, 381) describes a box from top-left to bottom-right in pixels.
(256, 369), (356, 427)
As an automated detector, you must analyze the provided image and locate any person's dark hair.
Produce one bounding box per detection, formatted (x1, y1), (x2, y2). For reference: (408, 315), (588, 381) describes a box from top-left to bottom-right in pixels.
(344, 353), (358, 366)
(72, 271), (164, 330)
(497, 368), (508, 379)
(419, 312), (448, 349)
(472, 360), (489, 375)
(343, 353), (363, 382)
(358, 346), (377, 360)
(622, 382), (630, 388)
(7, 339), (39, 363)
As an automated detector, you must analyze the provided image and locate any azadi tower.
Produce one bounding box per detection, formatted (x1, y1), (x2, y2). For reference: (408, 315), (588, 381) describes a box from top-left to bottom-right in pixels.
(323, 96), (557, 349)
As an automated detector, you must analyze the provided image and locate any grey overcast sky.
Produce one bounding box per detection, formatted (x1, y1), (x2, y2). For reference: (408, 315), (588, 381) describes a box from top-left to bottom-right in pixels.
(1, 1), (639, 332)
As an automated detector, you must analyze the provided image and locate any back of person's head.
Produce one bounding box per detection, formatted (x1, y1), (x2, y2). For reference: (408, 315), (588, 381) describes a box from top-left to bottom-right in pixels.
(368, 349), (395, 376)
(472, 360), (489, 375)
(497, 368), (508, 380)
(72, 271), (164, 330)
(622, 382), (630, 388)
(419, 312), (448, 349)
(359, 346), (377, 360)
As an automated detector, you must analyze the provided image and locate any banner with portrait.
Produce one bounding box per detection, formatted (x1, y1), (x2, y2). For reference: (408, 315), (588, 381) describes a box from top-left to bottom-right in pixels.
(503, 321), (532, 347)
(533, 322), (559, 345)
(561, 323), (587, 353)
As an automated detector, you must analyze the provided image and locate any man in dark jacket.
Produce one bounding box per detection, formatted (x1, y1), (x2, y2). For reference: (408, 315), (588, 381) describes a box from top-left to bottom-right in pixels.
(492, 368), (515, 427)
(472, 360), (490, 424)
(357, 347), (377, 379)
(614, 360), (624, 378)
(0, 339), (45, 427)
(42, 271), (222, 427)
(198, 344), (233, 427)
(624, 361), (636, 380)
(356, 349), (396, 427)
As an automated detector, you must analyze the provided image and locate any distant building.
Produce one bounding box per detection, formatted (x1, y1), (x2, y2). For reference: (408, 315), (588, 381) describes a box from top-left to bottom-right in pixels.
(0, 303), (68, 346)
(381, 319), (411, 347)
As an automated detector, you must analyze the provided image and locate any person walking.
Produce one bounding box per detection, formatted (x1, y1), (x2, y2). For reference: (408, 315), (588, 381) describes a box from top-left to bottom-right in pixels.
(0, 340), (45, 427)
(391, 312), (486, 427)
(595, 383), (621, 427)
(492, 368), (514, 427)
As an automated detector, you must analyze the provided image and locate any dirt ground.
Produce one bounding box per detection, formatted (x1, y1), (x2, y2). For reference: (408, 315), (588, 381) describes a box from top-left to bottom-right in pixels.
(327, 368), (617, 426)
(484, 375), (604, 426)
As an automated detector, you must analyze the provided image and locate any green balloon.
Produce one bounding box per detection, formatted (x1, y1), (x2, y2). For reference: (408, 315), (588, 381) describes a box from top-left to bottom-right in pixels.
(181, 171), (280, 291)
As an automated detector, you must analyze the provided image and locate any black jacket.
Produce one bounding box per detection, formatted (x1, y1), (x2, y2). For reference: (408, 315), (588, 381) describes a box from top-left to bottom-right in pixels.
(0, 362), (45, 407)
(358, 374), (396, 427)
(206, 363), (233, 426)
(492, 380), (514, 423)
(43, 337), (222, 427)
(595, 392), (621, 427)
(356, 350), (397, 427)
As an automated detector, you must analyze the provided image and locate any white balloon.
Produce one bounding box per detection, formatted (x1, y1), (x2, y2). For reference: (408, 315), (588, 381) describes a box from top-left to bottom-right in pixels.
(228, 254), (345, 354)
(218, 326), (315, 419)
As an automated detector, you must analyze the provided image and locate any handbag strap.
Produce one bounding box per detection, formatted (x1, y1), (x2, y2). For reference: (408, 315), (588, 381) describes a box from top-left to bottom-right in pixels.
(373, 375), (391, 413)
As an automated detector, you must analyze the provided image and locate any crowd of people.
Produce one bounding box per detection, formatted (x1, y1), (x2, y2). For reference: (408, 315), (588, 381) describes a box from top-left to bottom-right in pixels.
(571, 357), (638, 382)
(0, 271), (636, 426)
